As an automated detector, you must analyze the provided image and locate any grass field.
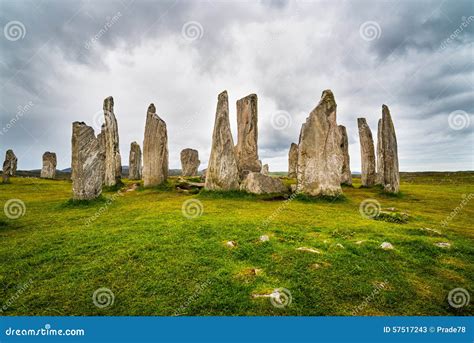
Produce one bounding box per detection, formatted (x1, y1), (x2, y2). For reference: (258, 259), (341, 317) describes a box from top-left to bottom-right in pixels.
(0, 172), (473, 316)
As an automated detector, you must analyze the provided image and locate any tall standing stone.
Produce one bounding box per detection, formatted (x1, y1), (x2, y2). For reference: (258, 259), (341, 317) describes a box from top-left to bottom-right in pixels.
(41, 152), (57, 179)
(380, 105), (400, 193)
(297, 90), (343, 196)
(180, 148), (200, 176)
(97, 124), (106, 184)
(288, 143), (298, 178)
(357, 118), (376, 187)
(71, 122), (103, 200)
(103, 96), (122, 187)
(235, 94), (261, 176)
(376, 119), (384, 185)
(2, 149), (17, 183)
(143, 104), (168, 187)
(129, 142), (142, 180)
(338, 125), (352, 186)
(205, 91), (240, 191)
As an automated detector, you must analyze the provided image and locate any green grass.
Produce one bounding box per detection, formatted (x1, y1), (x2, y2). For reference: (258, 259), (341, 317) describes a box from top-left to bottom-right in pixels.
(0, 173), (473, 316)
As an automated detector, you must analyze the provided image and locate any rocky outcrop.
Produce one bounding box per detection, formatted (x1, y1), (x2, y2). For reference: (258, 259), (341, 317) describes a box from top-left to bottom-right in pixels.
(376, 119), (384, 185)
(205, 91), (240, 191)
(261, 164), (269, 176)
(297, 90), (343, 196)
(357, 118), (376, 187)
(338, 125), (352, 185)
(180, 148), (200, 176)
(103, 96), (122, 186)
(240, 172), (286, 194)
(380, 105), (400, 193)
(71, 122), (103, 200)
(143, 104), (169, 187)
(129, 141), (142, 180)
(41, 152), (57, 179)
(2, 149), (17, 182)
(288, 143), (298, 178)
(235, 94), (261, 176)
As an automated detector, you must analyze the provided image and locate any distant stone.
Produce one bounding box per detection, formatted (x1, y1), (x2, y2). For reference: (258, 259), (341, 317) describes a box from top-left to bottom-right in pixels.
(338, 125), (352, 185)
(240, 172), (286, 194)
(2, 149), (17, 182)
(143, 103), (169, 187)
(380, 242), (394, 250)
(380, 105), (400, 193)
(235, 94), (261, 177)
(259, 235), (270, 242)
(288, 143), (298, 178)
(261, 164), (269, 176)
(297, 247), (321, 254)
(434, 242), (451, 248)
(129, 141), (142, 180)
(358, 118), (376, 187)
(180, 148), (200, 176)
(71, 122), (103, 200)
(297, 90), (343, 196)
(226, 240), (237, 248)
(41, 152), (57, 179)
(205, 91), (240, 191)
(103, 96), (122, 187)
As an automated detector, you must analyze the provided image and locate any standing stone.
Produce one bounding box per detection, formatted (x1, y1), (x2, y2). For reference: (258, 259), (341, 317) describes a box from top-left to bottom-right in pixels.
(375, 119), (384, 185)
(235, 94), (261, 176)
(380, 105), (400, 193)
(240, 172), (286, 194)
(2, 149), (17, 182)
(338, 125), (352, 185)
(261, 164), (269, 176)
(97, 124), (106, 184)
(205, 91), (240, 191)
(180, 148), (200, 176)
(103, 96), (122, 187)
(40, 152), (57, 179)
(297, 90), (343, 196)
(357, 118), (376, 187)
(288, 143), (298, 178)
(143, 104), (169, 187)
(71, 122), (103, 200)
(129, 142), (142, 180)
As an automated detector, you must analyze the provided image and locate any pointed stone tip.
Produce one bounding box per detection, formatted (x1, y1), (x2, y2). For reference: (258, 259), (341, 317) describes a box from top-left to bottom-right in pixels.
(382, 104), (390, 115)
(103, 96), (114, 109)
(148, 103), (156, 113)
(357, 117), (367, 124)
(321, 89), (335, 100)
(218, 90), (228, 99)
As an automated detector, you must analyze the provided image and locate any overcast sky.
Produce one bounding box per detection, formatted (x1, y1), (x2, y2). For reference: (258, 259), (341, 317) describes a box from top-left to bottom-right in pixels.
(1, 0), (473, 172)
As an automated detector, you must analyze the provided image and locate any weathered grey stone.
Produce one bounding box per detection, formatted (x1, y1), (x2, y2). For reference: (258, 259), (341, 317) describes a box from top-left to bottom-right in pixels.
(103, 96), (122, 186)
(143, 103), (169, 187)
(297, 90), (343, 196)
(180, 148), (200, 176)
(41, 152), (57, 179)
(71, 122), (103, 200)
(129, 141), (142, 180)
(338, 125), (352, 185)
(380, 105), (400, 193)
(261, 164), (269, 176)
(376, 119), (384, 185)
(97, 124), (106, 184)
(240, 172), (286, 194)
(235, 94), (261, 176)
(357, 118), (376, 187)
(288, 143), (298, 178)
(205, 91), (240, 191)
(2, 149), (17, 183)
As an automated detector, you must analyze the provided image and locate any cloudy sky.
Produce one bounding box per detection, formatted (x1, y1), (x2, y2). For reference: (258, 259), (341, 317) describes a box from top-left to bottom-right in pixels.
(1, 0), (473, 172)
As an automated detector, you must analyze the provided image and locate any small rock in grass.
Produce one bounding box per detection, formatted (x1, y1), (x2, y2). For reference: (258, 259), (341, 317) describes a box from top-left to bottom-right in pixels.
(380, 242), (394, 250)
(355, 240), (365, 245)
(259, 235), (270, 242)
(226, 241), (237, 248)
(434, 242), (451, 248)
(297, 247), (321, 254)
(335, 243), (344, 249)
